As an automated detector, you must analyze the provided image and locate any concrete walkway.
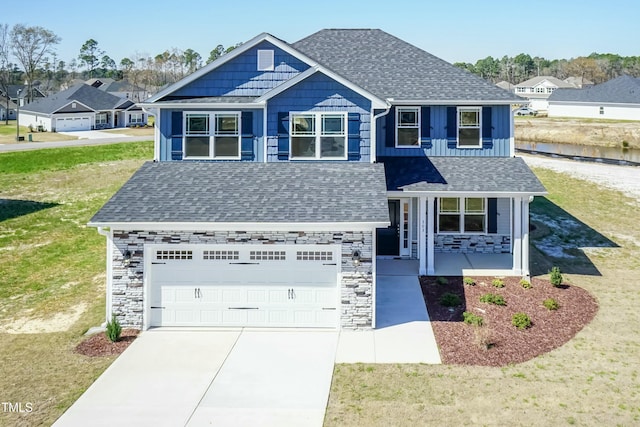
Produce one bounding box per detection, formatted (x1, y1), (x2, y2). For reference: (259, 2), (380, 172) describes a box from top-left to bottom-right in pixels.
(54, 330), (338, 427)
(335, 260), (441, 364)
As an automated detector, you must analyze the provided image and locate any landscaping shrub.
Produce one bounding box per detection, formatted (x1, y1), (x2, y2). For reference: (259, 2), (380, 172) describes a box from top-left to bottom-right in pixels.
(463, 311), (484, 326)
(479, 293), (506, 306)
(105, 314), (122, 343)
(543, 298), (560, 310)
(550, 266), (563, 287)
(492, 278), (505, 288)
(439, 292), (462, 307)
(520, 278), (532, 289)
(512, 312), (532, 330)
(463, 277), (476, 286)
(436, 276), (449, 286)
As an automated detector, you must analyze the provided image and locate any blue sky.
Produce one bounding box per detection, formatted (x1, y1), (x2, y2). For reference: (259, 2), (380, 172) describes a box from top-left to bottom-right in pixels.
(3, 0), (637, 66)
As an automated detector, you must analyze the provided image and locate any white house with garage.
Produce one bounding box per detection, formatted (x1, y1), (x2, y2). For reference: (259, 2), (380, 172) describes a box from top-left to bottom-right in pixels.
(89, 29), (545, 331)
(18, 83), (148, 132)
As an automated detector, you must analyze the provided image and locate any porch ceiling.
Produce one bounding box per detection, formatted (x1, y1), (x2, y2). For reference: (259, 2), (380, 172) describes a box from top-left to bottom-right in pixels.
(379, 156), (547, 195)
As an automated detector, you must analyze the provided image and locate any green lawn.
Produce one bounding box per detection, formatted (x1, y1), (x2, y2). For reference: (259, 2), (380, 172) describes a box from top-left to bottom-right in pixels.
(0, 121), (79, 144)
(2, 143), (639, 426)
(0, 142), (152, 426)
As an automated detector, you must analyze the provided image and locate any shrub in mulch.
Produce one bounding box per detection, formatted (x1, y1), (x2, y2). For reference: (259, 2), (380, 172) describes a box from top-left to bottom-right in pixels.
(74, 329), (139, 357)
(420, 276), (598, 366)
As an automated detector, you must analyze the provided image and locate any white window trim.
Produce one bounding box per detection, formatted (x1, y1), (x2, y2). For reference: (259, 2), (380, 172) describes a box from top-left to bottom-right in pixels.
(257, 49), (274, 71)
(437, 197), (487, 234)
(395, 106), (421, 148)
(96, 112), (108, 125)
(183, 111), (241, 160)
(289, 111), (348, 160)
(456, 106), (482, 149)
(130, 112), (144, 124)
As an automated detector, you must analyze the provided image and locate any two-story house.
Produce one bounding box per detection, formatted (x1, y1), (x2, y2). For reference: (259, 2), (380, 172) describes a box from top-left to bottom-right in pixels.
(514, 76), (574, 111)
(89, 29), (545, 331)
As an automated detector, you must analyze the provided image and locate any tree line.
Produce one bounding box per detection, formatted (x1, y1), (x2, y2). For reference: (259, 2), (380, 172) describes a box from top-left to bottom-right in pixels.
(0, 23), (241, 117)
(454, 53), (640, 85)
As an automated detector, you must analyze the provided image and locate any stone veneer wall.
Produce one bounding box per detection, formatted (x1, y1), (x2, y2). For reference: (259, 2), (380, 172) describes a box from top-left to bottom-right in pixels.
(110, 230), (373, 330)
(435, 234), (511, 254)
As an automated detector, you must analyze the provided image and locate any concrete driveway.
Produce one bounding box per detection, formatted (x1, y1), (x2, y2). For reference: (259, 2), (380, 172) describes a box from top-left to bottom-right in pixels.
(53, 329), (338, 427)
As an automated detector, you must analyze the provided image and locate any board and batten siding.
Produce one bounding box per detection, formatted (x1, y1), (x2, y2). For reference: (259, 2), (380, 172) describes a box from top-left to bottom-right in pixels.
(376, 105), (512, 157)
(266, 72), (372, 162)
(158, 108), (264, 162)
(168, 41), (310, 98)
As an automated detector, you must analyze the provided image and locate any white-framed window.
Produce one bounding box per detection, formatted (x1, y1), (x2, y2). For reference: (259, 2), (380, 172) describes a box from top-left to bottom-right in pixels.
(516, 87), (526, 93)
(599, 106), (605, 115)
(257, 49), (274, 71)
(96, 113), (108, 125)
(547, 87), (555, 93)
(396, 107), (420, 147)
(535, 87), (545, 93)
(183, 112), (241, 159)
(290, 112), (347, 160)
(130, 113), (144, 124)
(438, 197), (486, 234)
(457, 107), (482, 148)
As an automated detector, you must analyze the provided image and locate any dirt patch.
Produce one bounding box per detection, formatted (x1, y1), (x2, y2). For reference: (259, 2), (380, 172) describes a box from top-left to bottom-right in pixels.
(421, 276), (598, 366)
(74, 329), (139, 357)
(0, 303), (87, 334)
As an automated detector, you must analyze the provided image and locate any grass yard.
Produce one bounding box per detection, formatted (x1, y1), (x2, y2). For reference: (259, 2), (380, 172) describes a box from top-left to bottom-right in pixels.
(325, 168), (640, 426)
(0, 121), (79, 144)
(0, 142), (152, 426)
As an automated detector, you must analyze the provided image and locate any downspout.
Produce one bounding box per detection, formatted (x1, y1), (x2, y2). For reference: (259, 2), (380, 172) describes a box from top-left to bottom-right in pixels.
(96, 226), (113, 327)
(142, 106), (159, 161)
(509, 104), (515, 157)
(263, 102), (268, 163)
(370, 103), (392, 163)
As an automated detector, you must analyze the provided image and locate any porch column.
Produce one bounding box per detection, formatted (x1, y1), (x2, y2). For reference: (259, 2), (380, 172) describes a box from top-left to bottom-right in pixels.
(418, 196), (427, 275)
(427, 196), (435, 275)
(513, 197), (523, 275)
(522, 197), (531, 278)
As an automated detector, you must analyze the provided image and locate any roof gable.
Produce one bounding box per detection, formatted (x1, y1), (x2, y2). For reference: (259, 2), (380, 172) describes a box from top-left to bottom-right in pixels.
(292, 29), (520, 103)
(516, 76), (573, 89)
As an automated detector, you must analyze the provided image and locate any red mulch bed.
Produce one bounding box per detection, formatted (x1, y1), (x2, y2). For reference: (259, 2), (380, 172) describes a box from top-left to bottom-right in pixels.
(421, 276), (598, 366)
(74, 329), (139, 357)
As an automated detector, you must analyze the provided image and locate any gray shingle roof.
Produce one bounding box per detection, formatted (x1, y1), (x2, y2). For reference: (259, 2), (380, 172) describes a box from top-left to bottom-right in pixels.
(90, 162), (390, 224)
(515, 76), (573, 89)
(293, 29), (521, 102)
(549, 75), (640, 104)
(20, 84), (125, 115)
(381, 156), (547, 194)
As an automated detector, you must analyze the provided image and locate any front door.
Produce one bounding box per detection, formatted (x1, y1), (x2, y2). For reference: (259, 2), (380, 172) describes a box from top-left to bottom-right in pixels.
(377, 200), (400, 256)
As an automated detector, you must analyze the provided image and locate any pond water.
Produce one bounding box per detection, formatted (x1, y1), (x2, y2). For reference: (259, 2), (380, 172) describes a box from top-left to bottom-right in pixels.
(515, 141), (640, 164)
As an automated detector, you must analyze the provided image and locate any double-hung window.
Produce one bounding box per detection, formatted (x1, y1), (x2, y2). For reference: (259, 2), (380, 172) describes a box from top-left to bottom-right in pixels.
(290, 112), (346, 159)
(184, 112), (240, 159)
(396, 107), (420, 147)
(438, 197), (486, 233)
(130, 113), (144, 124)
(457, 107), (482, 148)
(95, 113), (108, 125)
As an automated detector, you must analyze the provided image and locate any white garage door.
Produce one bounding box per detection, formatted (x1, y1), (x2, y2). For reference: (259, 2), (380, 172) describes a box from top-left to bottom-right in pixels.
(56, 116), (91, 131)
(148, 245), (340, 328)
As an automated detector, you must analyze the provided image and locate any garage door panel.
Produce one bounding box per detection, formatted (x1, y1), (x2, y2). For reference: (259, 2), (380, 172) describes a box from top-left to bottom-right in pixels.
(149, 244), (339, 328)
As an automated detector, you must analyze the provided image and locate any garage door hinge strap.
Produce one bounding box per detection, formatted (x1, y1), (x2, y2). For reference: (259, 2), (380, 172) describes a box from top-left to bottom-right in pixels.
(151, 306), (166, 309)
(228, 262), (260, 265)
(151, 262), (167, 265)
(228, 307), (259, 310)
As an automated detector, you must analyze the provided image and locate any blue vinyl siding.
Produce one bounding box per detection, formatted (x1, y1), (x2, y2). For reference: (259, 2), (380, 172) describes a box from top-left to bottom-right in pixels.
(158, 108), (264, 161)
(377, 105), (512, 157)
(265, 72), (371, 162)
(168, 41), (310, 98)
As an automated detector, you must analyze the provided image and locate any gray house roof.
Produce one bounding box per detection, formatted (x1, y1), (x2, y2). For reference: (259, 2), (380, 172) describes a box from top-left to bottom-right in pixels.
(292, 29), (521, 103)
(382, 156), (547, 194)
(515, 76), (573, 89)
(90, 162), (390, 225)
(20, 84), (126, 115)
(549, 75), (640, 104)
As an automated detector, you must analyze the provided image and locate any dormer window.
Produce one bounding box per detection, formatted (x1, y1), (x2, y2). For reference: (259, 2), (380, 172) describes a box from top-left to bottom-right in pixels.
(257, 49), (274, 71)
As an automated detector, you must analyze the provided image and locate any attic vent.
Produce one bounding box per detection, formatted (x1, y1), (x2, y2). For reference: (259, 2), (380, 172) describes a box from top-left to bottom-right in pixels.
(71, 102), (77, 109)
(257, 49), (274, 71)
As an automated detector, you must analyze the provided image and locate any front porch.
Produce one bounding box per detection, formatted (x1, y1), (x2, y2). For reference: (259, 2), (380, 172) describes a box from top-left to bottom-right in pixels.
(377, 254), (513, 277)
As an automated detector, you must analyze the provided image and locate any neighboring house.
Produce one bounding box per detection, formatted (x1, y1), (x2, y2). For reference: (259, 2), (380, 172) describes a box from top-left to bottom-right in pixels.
(496, 81), (515, 91)
(18, 83), (148, 132)
(0, 84), (46, 106)
(0, 96), (17, 120)
(548, 75), (640, 120)
(89, 29), (545, 331)
(86, 78), (150, 102)
(514, 76), (574, 111)
(564, 76), (594, 89)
